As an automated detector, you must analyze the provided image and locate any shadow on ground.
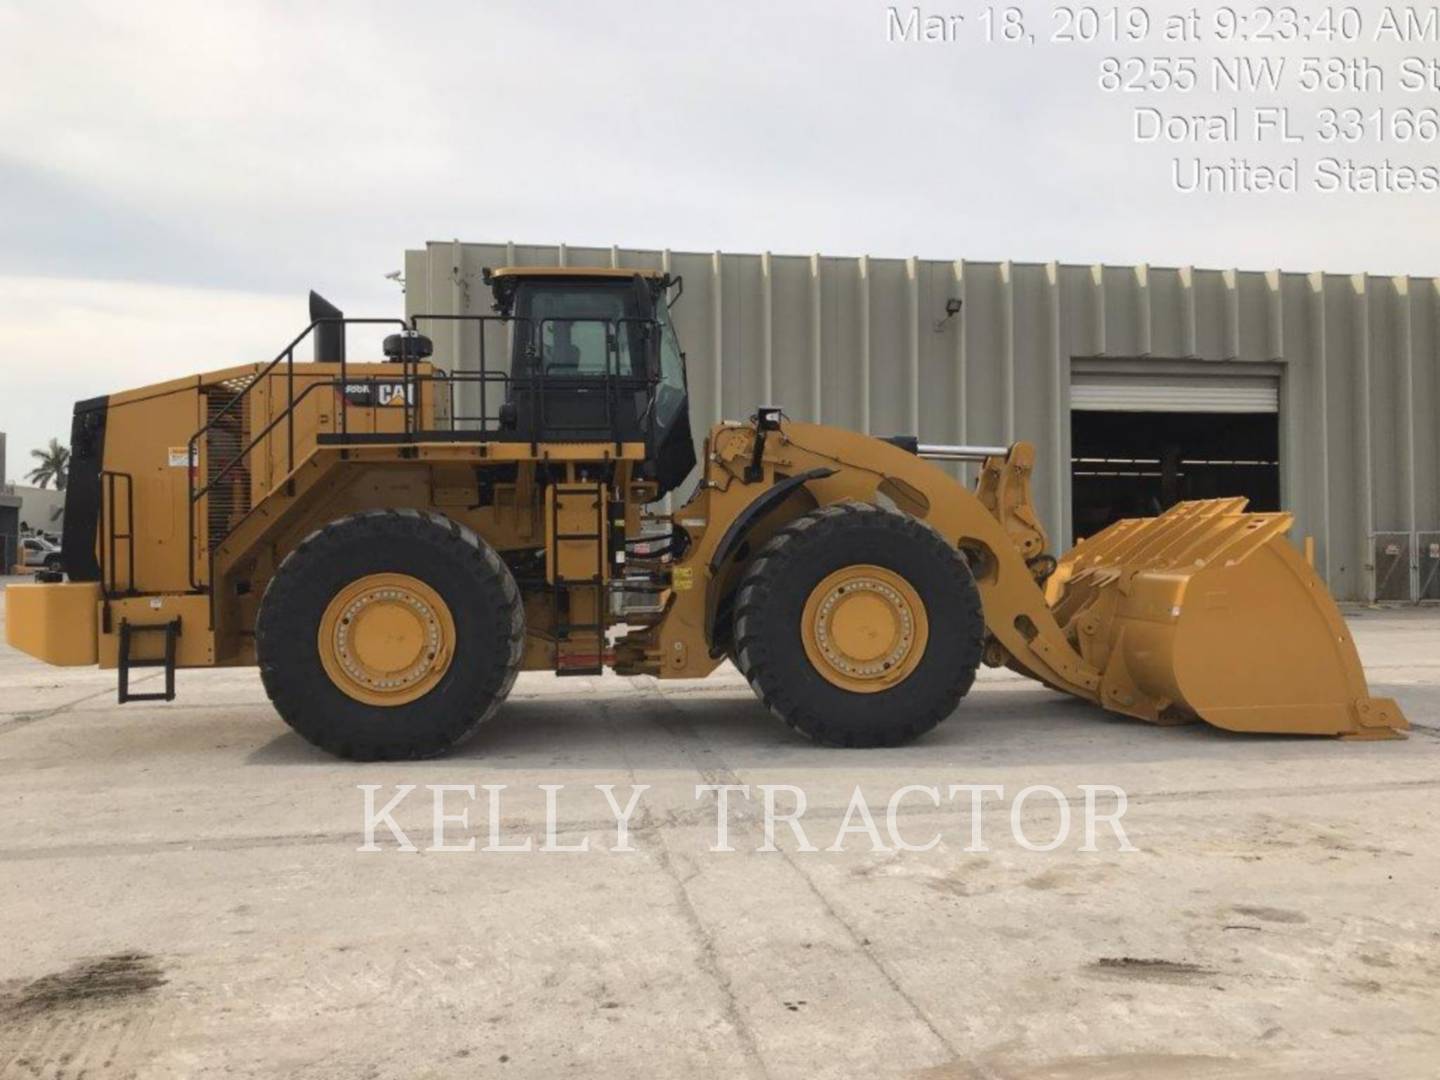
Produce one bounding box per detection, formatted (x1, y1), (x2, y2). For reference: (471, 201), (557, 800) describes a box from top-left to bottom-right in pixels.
(240, 680), (1422, 772)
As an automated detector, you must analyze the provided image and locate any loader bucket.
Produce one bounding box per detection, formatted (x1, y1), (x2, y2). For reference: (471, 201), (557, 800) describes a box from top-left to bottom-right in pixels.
(1046, 499), (1407, 739)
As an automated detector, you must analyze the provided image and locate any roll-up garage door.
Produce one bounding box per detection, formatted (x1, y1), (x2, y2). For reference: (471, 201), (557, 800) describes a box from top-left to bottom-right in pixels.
(1071, 373), (1278, 413)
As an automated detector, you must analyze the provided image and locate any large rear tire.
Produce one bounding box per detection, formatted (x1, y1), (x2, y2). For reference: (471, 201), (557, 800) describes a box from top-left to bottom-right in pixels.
(256, 509), (523, 760)
(733, 501), (983, 747)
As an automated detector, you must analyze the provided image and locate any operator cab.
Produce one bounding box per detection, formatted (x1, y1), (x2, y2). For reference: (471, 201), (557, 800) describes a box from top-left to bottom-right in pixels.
(486, 267), (695, 496)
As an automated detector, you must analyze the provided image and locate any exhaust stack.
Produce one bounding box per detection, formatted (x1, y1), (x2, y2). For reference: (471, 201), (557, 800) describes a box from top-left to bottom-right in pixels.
(309, 291), (345, 363)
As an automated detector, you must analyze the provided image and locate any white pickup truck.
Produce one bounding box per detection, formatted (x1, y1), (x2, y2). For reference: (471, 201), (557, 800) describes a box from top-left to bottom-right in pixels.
(19, 535), (63, 572)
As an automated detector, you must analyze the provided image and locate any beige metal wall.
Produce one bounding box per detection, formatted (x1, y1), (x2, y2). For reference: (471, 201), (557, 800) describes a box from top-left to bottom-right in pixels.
(405, 241), (1440, 602)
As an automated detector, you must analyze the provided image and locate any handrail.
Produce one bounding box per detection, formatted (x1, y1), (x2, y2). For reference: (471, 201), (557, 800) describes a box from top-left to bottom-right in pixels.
(185, 317), (404, 589)
(193, 377), (340, 502)
(100, 470), (135, 598)
(408, 313), (663, 444)
(187, 312), (663, 591)
(190, 317), (408, 488)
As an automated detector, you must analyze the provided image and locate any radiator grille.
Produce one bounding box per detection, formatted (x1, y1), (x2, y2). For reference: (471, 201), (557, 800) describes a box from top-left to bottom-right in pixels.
(203, 386), (253, 550)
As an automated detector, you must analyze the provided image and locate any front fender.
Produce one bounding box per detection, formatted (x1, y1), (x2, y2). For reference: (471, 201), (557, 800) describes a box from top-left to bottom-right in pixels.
(704, 467), (834, 653)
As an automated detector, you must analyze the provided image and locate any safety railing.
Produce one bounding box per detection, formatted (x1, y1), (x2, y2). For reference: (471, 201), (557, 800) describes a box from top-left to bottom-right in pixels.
(189, 318), (407, 503)
(184, 317), (406, 589)
(100, 470), (136, 597)
(401, 314), (660, 451)
(186, 313), (661, 590)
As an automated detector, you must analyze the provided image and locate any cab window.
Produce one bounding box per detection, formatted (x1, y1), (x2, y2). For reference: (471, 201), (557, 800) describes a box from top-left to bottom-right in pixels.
(654, 297), (687, 397)
(523, 285), (636, 377)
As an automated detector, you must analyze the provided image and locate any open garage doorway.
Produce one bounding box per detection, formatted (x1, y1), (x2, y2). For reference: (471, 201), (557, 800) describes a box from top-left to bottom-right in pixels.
(1069, 366), (1281, 543)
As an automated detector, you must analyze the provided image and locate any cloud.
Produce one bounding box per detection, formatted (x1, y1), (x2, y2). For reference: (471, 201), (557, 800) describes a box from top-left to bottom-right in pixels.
(0, 276), (348, 480)
(2, 1), (1438, 478)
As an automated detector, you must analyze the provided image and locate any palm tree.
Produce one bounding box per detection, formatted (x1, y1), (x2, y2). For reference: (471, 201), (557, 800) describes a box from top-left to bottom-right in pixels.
(26, 439), (70, 491)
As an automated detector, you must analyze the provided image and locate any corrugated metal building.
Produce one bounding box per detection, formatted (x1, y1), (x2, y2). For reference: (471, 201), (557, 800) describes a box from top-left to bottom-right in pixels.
(404, 241), (1440, 603)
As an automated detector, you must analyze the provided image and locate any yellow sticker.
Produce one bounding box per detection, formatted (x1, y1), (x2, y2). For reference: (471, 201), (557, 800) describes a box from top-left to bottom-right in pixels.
(167, 446), (195, 468)
(672, 567), (694, 591)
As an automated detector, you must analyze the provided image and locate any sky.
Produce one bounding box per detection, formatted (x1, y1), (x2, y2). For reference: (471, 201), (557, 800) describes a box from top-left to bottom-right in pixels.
(4, 1), (1438, 481)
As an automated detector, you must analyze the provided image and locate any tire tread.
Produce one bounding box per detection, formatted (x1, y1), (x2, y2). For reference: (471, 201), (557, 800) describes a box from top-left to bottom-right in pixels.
(733, 500), (983, 748)
(256, 510), (524, 760)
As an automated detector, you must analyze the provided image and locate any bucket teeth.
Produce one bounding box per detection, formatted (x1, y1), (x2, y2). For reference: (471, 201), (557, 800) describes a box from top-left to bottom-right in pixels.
(1048, 499), (1407, 739)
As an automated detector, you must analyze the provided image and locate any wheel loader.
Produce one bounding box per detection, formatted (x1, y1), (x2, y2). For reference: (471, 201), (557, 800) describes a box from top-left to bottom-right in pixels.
(4, 267), (1407, 758)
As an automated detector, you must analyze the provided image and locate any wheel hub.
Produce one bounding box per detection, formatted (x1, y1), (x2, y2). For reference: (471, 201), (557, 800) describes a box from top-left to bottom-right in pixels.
(318, 573), (455, 706)
(801, 564), (929, 693)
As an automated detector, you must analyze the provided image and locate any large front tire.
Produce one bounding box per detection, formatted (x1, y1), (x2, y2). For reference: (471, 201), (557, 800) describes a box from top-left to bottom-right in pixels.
(256, 509), (523, 760)
(733, 501), (983, 747)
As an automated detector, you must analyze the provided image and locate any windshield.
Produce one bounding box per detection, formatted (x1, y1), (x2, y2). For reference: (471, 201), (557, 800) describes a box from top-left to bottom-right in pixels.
(522, 285), (636, 376)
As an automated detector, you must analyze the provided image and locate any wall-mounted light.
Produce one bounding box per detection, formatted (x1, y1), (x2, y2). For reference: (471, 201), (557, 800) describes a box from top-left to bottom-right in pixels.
(934, 297), (963, 332)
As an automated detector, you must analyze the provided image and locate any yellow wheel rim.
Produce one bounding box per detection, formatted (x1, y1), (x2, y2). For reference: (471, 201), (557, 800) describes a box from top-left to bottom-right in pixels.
(800, 564), (929, 694)
(317, 573), (456, 706)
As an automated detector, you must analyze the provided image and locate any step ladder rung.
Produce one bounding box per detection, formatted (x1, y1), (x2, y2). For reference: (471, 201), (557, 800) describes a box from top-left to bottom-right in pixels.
(548, 481), (610, 676)
(118, 617), (181, 704)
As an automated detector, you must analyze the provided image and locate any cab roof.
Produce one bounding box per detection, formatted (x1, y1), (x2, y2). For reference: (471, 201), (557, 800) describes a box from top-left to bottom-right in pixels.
(485, 266), (667, 280)
(483, 265), (675, 314)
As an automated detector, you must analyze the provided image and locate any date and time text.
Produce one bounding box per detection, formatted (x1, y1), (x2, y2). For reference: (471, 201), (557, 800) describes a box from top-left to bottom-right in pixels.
(886, 4), (1440, 193)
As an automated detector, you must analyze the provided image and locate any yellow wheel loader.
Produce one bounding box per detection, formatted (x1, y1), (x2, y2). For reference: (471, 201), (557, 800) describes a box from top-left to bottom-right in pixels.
(4, 268), (1407, 758)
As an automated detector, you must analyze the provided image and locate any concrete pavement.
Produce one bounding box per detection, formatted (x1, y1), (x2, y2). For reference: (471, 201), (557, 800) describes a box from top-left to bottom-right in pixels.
(1, 582), (1437, 1079)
